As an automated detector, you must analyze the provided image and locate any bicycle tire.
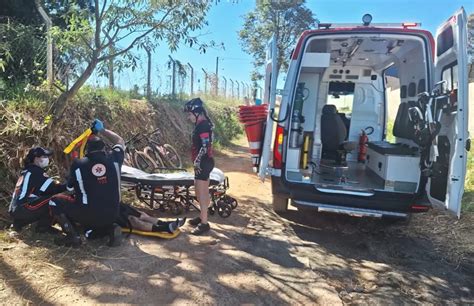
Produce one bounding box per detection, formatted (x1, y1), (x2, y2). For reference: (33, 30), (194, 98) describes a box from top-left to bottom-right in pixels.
(134, 151), (158, 173)
(143, 146), (165, 168)
(160, 144), (183, 168)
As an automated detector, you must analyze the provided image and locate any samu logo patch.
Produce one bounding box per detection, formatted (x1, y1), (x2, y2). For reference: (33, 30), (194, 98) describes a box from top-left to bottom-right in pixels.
(92, 164), (106, 177)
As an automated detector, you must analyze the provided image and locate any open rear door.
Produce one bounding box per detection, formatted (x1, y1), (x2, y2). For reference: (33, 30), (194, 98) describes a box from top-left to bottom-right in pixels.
(258, 35), (278, 180)
(428, 8), (469, 217)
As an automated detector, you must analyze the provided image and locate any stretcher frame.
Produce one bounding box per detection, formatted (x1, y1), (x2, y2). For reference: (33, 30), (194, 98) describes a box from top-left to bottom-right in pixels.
(121, 167), (237, 218)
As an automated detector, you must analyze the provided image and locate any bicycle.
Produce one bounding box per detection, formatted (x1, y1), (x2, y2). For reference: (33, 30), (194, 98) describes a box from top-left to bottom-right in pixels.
(124, 131), (158, 172)
(141, 128), (183, 169)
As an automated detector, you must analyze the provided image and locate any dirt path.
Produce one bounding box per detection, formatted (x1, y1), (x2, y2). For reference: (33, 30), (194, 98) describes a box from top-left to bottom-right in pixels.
(1, 138), (473, 304)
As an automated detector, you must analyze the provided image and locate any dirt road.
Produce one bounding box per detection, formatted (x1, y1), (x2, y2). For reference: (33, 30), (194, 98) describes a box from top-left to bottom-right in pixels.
(1, 139), (473, 304)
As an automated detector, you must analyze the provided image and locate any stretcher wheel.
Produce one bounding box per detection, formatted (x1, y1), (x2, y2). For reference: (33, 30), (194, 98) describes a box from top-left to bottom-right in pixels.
(223, 195), (238, 209)
(208, 206), (215, 215)
(217, 203), (232, 218)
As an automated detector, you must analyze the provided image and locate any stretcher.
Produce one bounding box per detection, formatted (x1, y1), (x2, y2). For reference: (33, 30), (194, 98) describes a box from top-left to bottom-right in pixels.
(121, 166), (237, 218)
(121, 227), (181, 239)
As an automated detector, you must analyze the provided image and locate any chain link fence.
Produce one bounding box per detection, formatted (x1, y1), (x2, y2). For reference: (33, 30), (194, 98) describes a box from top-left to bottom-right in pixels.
(1, 15), (261, 102)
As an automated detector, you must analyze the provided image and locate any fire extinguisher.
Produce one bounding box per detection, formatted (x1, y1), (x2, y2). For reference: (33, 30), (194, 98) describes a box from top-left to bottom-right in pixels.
(358, 129), (368, 163)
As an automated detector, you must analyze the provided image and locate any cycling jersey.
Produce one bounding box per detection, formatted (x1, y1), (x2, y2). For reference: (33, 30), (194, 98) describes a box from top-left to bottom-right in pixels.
(191, 119), (214, 162)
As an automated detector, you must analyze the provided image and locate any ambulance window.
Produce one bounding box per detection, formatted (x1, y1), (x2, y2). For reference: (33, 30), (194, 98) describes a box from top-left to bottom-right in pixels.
(441, 61), (458, 91)
(327, 82), (354, 114)
(437, 26), (454, 57)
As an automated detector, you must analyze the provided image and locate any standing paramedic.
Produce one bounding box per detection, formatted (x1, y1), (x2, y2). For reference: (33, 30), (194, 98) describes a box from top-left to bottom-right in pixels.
(49, 119), (125, 247)
(184, 98), (215, 235)
(9, 147), (66, 233)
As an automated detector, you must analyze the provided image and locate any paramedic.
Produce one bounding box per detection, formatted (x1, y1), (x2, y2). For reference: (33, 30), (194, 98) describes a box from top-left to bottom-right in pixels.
(9, 147), (66, 233)
(48, 120), (124, 247)
(184, 98), (215, 235)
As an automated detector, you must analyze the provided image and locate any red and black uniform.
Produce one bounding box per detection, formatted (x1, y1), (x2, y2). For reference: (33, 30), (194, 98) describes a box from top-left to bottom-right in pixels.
(9, 165), (66, 228)
(192, 119), (214, 180)
(49, 144), (125, 229)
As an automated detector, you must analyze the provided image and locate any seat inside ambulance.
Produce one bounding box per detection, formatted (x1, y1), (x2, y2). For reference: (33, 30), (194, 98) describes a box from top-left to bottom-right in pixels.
(285, 33), (430, 194)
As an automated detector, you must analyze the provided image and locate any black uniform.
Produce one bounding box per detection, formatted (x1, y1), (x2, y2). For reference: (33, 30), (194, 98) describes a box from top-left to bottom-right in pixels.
(9, 165), (66, 228)
(49, 144), (125, 228)
(192, 119), (214, 180)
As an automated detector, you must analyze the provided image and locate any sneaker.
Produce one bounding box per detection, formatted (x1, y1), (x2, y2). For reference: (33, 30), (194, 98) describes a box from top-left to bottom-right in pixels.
(108, 223), (122, 247)
(188, 217), (201, 227)
(190, 223), (210, 235)
(177, 217), (187, 228)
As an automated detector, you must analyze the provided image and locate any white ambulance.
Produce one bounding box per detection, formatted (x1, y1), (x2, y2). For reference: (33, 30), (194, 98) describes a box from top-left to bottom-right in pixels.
(259, 8), (470, 219)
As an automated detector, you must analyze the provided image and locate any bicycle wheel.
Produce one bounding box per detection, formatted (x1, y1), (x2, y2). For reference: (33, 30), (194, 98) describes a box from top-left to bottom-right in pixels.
(134, 151), (158, 173)
(160, 144), (183, 168)
(143, 146), (165, 168)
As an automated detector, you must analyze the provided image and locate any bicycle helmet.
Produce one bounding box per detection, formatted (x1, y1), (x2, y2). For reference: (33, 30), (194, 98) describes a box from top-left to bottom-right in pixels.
(184, 98), (204, 115)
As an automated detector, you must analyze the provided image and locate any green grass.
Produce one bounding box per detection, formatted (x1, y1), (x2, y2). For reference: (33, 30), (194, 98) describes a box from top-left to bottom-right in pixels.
(462, 152), (474, 213)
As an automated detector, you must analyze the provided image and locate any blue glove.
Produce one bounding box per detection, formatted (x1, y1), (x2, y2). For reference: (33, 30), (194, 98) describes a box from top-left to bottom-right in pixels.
(91, 119), (104, 134)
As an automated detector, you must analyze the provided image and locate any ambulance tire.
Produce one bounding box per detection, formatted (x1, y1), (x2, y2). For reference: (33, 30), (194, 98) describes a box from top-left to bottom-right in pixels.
(272, 194), (288, 212)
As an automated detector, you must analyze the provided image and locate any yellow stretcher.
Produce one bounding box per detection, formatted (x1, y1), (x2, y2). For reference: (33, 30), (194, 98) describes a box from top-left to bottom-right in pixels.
(121, 228), (181, 239)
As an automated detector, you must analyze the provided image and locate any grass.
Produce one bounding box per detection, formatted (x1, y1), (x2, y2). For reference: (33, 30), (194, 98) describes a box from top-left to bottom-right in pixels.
(462, 152), (474, 213)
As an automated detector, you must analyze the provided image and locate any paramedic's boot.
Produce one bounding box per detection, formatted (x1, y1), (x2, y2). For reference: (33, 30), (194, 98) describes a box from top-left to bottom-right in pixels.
(108, 223), (122, 247)
(55, 214), (81, 247)
(35, 218), (61, 235)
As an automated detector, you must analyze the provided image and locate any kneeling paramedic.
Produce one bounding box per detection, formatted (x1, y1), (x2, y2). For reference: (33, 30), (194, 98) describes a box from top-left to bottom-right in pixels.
(49, 120), (124, 247)
(9, 147), (66, 233)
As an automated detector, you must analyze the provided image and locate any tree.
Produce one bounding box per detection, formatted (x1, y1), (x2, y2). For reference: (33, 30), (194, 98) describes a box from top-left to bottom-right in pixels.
(238, 0), (315, 81)
(51, 0), (213, 117)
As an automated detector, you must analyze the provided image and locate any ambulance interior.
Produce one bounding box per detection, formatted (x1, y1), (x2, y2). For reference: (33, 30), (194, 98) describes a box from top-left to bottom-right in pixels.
(285, 34), (432, 194)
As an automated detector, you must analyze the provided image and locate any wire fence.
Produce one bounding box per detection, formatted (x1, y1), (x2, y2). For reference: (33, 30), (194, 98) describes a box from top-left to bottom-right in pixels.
(0, 16), (262, 103)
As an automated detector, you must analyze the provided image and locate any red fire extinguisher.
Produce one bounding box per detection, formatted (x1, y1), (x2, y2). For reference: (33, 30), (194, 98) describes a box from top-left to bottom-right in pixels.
(358, 129), (368, 163)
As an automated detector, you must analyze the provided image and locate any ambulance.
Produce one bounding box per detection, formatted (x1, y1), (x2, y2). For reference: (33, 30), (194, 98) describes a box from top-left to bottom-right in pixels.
(259, 8), (470, 219)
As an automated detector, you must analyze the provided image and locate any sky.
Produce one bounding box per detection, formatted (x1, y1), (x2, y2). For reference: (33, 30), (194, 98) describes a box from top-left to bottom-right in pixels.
(88, 0), (473, 93)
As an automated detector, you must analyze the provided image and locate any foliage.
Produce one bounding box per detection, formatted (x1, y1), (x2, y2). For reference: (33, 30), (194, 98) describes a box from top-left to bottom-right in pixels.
(51, 0), (216, 117)
(238, 0), (315, 81)
(468, 13), (474, 64)
(0, 19), (47, 87)
(462, 152), (474, 213)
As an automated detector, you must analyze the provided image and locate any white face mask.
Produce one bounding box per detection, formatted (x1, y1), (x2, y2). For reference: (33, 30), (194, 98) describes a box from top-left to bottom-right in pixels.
(37, 157), (49, 168)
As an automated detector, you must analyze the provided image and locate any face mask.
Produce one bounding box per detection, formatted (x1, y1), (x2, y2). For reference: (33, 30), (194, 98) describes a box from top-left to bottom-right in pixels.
(38, 157), (49, 168)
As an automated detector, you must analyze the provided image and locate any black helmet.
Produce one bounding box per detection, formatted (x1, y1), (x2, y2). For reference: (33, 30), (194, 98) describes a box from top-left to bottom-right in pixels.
(24, 147), (53, 167)
(184, 98), (204, 115)
(85, 135), (105, 154)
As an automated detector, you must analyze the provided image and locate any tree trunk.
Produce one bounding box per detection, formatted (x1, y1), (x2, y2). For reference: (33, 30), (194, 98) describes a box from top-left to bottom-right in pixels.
(53, 59), (98, 120)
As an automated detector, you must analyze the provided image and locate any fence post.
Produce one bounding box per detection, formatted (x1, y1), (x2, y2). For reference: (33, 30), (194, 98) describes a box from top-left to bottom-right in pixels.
(146, 47), (152, 101)
(229, 79), (234, 98)
(187, 63), (194, 95)
(35, 0), (53, 88)
(222, 76), (227, 98)
(202, 68), (208, 94)
(168, 55), (176, 97)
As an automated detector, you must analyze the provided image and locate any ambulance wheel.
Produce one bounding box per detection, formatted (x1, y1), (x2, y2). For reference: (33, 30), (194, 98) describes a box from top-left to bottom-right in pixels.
(217, 203), (232, 218)
(272, 194), (288, 212)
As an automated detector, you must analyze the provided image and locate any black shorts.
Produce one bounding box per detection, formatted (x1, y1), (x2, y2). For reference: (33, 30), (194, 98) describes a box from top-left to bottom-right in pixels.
(195, 158), (215, 181)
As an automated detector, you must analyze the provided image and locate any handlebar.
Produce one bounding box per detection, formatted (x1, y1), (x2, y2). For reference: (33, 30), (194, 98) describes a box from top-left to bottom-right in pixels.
(125, 128), (161, 145)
